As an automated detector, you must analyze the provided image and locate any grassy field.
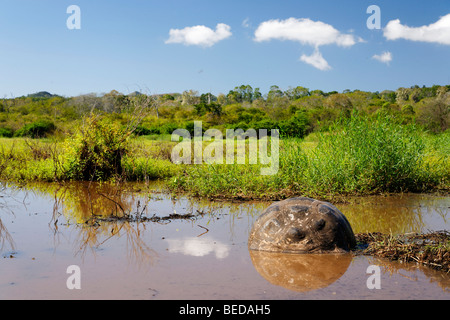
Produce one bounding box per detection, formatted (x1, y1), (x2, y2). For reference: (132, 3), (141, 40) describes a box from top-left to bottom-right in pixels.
(0, 114), (448, 200)
(168, 116), (449, 200)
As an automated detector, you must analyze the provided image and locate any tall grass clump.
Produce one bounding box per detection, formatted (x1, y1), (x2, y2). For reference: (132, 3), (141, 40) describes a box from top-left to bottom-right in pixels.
(299, 113), (428, 195)
(63, 115), (131, 181)
(420, 130), (450, 189)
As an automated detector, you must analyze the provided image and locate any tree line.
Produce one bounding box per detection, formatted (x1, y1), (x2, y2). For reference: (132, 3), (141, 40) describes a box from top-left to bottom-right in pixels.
(0, 84), (448, 138)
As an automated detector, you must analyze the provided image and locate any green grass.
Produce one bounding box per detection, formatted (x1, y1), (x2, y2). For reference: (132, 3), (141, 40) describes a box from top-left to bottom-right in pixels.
(0, 137), (180, 183)
(0, 114), (448, 200)
(169, 114), (449, 199)
(296, 114), (428, 194)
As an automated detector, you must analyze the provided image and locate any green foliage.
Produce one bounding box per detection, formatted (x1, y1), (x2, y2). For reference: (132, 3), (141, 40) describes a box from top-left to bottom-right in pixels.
(229, 110), (310, 139)
(299, 113), (427, 194)
(0, 85), (448, 199)
(226, 85), (261, 103)
(194, 102), (222, 117)
(64, 115), (130, 181)
(122, 156), (181, 181)
(0, 127), (13, 137)
(134, 125), (162, 136)
(278, 111), (310, 138)
(169, 113), (447, 200)
(14, 120), (56, 138)
(160, 122), (179, 135)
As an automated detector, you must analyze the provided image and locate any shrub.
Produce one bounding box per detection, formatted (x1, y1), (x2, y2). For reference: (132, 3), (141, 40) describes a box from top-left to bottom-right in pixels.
(64, 115), (130, 181)
(0, 127), (13, 138)
(14, 120), (56, 138)
(183, 120), (206, 136)
(160, 122), (179, 135)
(134, 125), (151, 136)
(278, 111), (310, 138)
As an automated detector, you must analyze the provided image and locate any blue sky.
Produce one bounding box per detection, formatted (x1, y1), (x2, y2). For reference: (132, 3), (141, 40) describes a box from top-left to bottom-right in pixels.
(0, 0), (449, 97)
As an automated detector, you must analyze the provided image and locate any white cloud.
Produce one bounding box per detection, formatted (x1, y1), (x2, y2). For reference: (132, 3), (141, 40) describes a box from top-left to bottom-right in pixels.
(384, 14), (450, 45)
(372, 51), (392, 64)
(254, 17), (359, 48)
(254, 17), (361, 70)
(165, 23), (232, 47)
(300, 49), (331, 70)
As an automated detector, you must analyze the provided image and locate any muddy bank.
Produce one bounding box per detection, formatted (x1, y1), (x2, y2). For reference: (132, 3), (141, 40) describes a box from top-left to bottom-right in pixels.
(355, 231), (450, 273)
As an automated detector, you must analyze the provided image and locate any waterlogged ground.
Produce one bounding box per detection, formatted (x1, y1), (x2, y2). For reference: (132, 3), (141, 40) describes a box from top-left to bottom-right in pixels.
(0, 182), (449, 300)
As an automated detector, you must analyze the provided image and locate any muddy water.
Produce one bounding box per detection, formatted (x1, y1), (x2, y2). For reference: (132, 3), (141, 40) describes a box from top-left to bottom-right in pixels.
(0, 182), (449, 300)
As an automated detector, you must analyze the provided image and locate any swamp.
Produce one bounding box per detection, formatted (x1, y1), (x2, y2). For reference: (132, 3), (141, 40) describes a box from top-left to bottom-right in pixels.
(0, 181), (449, 299)
(0, 86), (449, 299)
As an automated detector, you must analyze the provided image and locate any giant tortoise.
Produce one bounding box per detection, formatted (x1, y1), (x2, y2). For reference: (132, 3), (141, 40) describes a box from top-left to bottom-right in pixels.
(248, 197), (356, 254)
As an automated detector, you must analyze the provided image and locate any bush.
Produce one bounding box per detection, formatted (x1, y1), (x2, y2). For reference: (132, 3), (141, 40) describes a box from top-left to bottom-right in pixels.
(230, 121), (249, 130)
(0, 127), (13, 138)
(64, 115), (130, 181)
(134, 125), (161, 136)
(183, 120), (206, 136)
(14, 120), (56, 138)
(278, 111), (310, 138)
(160, 122), (180, 135)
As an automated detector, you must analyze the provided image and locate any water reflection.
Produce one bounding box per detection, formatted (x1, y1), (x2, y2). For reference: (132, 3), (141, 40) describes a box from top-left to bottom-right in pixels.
(2, 181), (263, 265)
(2, 182), (449, 262)
(366, 255), (450, 292)
(337, 194), (449, 234)
(167, 237), (230, 259)
(1, 181), (449, 299)
(0, 182), (18, 252)
(249, 251), (352, 292)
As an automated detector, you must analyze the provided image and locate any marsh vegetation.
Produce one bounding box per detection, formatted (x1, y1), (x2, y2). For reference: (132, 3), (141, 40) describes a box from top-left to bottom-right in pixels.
(0, 85), (448, 200)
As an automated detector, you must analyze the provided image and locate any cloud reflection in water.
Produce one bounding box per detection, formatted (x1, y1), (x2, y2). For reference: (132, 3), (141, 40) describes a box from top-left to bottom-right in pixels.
(167, 237), (230, 259)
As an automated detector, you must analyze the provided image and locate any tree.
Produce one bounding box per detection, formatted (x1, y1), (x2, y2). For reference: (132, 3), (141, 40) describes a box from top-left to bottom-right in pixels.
(181, 90), (200, 105)
(278, 110), (310, 138)
(266, 85), (284, 101)
(217, 93), (227, 105)
(416, 97), (449, 132)
(284, 86), (310, 100)
(200, 93), (217, 104)
(194, 102), (222, 118)
(226, 89), (241, 104)
(253, 88), (262, 100)
(395, 87), (410, 103)
(238, 85), (254, 103)
(409, 87), (423, 103)
(436, 86), (448, 98)
(380, 90), (396, 103)
(310, 89), (325, 96)
(226, 85), (256, 104)
(324, 93), (353, 117)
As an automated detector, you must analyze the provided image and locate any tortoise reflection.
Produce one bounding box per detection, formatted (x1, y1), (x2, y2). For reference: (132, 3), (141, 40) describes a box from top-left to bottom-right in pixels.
(249, 250), (352, 292)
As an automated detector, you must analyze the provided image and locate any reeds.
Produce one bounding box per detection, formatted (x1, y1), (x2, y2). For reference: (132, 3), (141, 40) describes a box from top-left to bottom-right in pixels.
(169, 113), (449, 199)
(295, 113), (428, 195)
